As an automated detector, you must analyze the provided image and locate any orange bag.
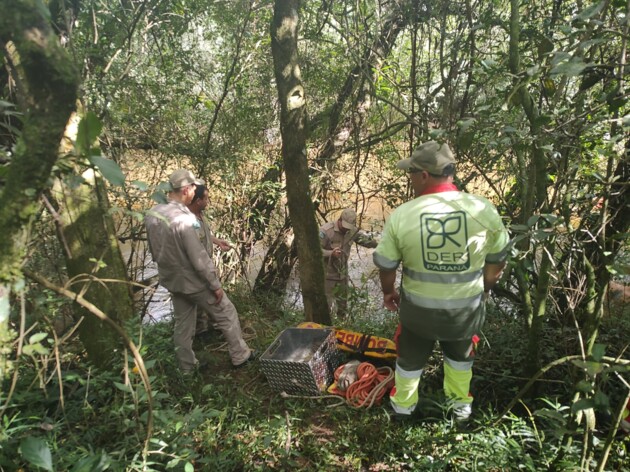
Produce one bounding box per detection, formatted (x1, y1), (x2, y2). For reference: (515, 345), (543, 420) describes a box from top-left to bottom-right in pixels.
(297, 322), (397, 361)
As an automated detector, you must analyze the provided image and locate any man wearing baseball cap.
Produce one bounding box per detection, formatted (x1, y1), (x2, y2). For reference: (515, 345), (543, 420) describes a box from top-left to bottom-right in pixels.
(319, 208), (377, 319)
(145, 169), (254, 374)
(373, 141), (509, 423)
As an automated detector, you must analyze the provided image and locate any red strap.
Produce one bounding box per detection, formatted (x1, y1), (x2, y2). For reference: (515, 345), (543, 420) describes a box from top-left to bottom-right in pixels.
(393, 323), (401, 353)
(419, 182), (458, 196)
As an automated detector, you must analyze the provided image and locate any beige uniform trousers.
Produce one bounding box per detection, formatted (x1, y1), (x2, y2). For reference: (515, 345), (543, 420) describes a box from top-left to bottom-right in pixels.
(324, 278), (349, 319)
(171, 288), (251, 371)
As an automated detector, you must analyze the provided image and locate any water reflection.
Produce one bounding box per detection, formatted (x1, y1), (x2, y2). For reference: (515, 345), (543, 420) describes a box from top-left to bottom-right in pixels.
(136, 241), (392, 323)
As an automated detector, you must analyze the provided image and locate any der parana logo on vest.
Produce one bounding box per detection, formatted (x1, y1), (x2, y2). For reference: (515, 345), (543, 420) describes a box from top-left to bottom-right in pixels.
(420, 211), (470, 272)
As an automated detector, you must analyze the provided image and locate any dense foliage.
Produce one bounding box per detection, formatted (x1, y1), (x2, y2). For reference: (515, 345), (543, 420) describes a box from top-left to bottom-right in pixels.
(1, 0), (628, 470)
(2, 298), (629, 470)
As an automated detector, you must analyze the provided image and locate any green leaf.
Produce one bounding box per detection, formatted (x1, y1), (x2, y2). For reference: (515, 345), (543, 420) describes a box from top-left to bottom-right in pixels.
(607, 95), (627, 113)
(575, 380), (594, 393)
(457, 117), (476, 133)
(575, 1), (606, 21)
(70, 451), (109, 472)
(551, 57), (590, 77)
(88, 155), (126, 187)
(457, 132), (474, 151)
(29, 332), (48, 344)
(537, 36), (554, 56)
(35, 1), (52, 21)
(526, 65), (540, 77)
(429, 128), (446, 139)
(526, 215), (540, 227)
(572, 360), (604, 376)
(166, 458), (181, 469)
(185, 462), (194, 472)
(20, 437), (53, 471)
(131, 180), (149, 191)
(150, 191), (168, 204)
(113, 382), (133, 393)
(76, 112), (103, 155)
(31, 344), (51, 355)
(206, 409), (224, 418)
(593, 390), (610, 409)
(591, 343), (606, 361)
(157, 181), (172, 192)
(571, 398), (595, 413)
(534, 115), (552, 127)
(534, 408), (566, 423)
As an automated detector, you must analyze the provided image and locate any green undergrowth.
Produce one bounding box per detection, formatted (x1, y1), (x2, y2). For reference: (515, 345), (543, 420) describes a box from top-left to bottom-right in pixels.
(2, 289), (629, 471)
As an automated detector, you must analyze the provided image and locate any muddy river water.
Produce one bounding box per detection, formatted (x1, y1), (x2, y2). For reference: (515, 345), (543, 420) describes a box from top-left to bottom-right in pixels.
(135, 236), (397, 324)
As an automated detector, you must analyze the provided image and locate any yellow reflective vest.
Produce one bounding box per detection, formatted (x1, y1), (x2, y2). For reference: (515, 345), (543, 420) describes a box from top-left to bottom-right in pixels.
(374, 187), (509, 317)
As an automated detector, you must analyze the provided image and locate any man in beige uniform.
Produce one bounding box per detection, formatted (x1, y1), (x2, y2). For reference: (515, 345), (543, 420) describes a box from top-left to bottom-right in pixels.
(145, 170), (254, 373)
(319, 208), (377, 319)
(187, 184), (238, 337)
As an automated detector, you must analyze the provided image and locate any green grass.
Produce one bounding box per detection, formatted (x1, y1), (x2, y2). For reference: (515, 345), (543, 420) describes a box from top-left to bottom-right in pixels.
(2, 289), (629, 471)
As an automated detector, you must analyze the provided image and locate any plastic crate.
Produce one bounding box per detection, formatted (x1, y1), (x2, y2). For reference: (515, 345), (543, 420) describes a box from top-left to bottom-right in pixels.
(260, 328), (340, 395)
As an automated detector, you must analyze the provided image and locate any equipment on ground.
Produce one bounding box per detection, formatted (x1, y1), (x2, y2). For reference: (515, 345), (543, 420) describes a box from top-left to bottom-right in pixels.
(259, 328), (341, 395)
(328, 361), (394, 408)
(297, 322), (397, 361)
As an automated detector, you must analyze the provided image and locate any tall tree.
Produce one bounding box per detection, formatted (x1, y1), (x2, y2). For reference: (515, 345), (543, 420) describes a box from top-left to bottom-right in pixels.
(49, 159), (136, 367)
(36, 0), (138, 367)
(255, 0), (412, 294)
(0, 0), (79, 376)
(271, 0), (330, 324)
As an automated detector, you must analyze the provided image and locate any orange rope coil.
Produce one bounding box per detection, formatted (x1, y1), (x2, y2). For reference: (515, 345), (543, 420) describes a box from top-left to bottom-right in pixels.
(334, 361), (394, 409)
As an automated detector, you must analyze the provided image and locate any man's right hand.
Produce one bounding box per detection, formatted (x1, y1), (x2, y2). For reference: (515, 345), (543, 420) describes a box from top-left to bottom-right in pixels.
(332, 248), (343, 258)
(213, 287), (224, 304)
(383, 291), (400, 312)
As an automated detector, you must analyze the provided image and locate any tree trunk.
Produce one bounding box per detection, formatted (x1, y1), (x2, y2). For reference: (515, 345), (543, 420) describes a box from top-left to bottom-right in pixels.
(271, 0), (330, 324)
(256, 1), (410, 298)
(509, 0), (551, 376)
(50, 171), (135, 367)
(253, 217), (297, 295)
(0, 0), (79, 377)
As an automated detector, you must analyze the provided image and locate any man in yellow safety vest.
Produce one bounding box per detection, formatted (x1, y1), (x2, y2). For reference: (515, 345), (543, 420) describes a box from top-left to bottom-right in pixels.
(373, 141), (509, 422)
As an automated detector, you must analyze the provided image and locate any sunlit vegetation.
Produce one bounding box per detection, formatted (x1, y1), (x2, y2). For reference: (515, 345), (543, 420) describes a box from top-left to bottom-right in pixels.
(1, 0), (628, 470)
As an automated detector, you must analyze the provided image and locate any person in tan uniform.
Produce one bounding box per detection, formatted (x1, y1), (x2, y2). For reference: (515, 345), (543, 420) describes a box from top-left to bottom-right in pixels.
(186, 184), (237, 338)
(145, 169), (255, 373)
(319, 208), (377, 319)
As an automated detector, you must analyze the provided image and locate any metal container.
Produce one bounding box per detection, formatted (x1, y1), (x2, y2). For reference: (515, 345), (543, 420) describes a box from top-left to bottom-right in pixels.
(260, 328), (340, 395)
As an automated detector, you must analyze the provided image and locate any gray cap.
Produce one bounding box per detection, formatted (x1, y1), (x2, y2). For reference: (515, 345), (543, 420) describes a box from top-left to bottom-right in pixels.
(340, 208), (357, 231)
(169, 169), (203, 189)
(396, 141), (455, 175)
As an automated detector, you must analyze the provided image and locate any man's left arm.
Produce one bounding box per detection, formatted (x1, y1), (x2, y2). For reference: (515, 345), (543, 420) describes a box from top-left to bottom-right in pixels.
(483, 206), (510, 296)
(483, 261), (506, 294)
(379, 269), (400, 312)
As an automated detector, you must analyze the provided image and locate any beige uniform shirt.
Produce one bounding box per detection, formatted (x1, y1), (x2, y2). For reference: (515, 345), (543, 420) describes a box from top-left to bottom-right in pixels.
(319, 221), (377, 281)
(146, 201), (221, 293)
(195, 214), (214, 255)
